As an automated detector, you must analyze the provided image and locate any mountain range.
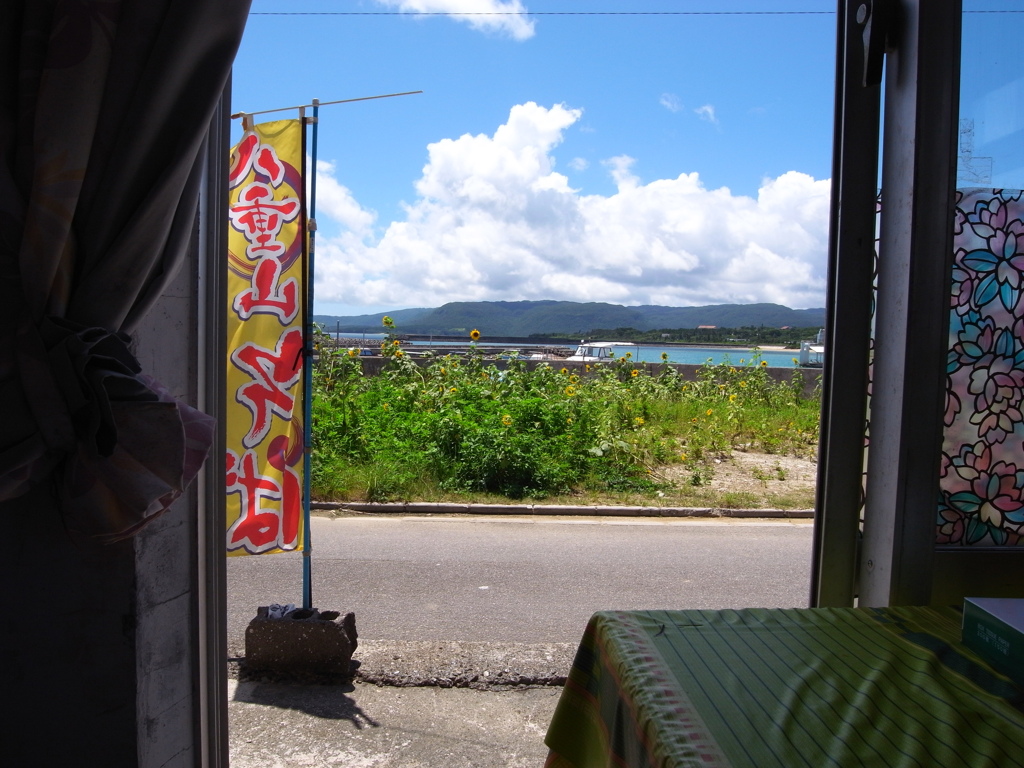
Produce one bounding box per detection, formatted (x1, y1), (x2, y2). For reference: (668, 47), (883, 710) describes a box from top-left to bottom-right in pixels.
(314, 301), (826, 336)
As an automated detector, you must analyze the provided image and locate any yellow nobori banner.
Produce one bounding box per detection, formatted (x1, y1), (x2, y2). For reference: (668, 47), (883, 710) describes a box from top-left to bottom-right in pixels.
(225, 119), (305, 556)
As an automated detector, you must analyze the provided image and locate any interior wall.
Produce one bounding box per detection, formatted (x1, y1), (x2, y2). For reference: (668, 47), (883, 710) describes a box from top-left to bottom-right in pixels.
(0, 487), (139, 764)
(133, 247), (201, 766)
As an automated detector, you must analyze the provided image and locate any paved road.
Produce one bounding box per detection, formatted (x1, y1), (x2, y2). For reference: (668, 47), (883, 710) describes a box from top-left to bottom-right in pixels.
(227, 514), (814, 648)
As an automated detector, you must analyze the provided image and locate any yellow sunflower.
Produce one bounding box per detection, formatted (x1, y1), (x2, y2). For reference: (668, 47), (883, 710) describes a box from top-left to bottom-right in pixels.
(470, 329), (481, 341)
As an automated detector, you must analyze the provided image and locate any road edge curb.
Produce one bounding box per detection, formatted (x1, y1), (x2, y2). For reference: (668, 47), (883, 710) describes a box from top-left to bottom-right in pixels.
(311, 501), (814, 518)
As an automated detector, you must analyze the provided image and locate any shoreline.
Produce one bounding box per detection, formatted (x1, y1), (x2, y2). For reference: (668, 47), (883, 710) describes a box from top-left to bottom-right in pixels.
(332, 337), (797, 353)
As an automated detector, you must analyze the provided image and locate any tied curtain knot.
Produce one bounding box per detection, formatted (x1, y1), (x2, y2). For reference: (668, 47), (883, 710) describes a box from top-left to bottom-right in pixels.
(0, 315), (214, 541)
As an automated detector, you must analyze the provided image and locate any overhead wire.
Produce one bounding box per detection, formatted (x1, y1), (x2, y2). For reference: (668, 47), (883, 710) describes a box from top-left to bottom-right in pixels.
(248, 9), (1021, 15)
(251, 10), (835, 15)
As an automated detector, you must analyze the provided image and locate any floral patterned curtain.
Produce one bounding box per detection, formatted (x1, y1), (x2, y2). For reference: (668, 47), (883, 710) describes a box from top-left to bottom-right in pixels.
(0, 1), (250, 539)
(939, 188), (1024, 546)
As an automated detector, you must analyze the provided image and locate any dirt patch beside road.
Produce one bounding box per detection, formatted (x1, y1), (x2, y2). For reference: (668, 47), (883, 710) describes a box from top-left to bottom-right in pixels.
(710, 451), (817, 496)
(659, 450), (818, 510)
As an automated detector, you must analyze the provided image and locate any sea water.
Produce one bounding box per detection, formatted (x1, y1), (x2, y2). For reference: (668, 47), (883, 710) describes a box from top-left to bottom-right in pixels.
(627, 345), (798, 368)
(334, 333), (800, 368)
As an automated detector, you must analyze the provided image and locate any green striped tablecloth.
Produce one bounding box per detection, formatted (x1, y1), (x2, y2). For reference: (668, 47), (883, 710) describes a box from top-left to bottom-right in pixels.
(544, 607), (1024, 768)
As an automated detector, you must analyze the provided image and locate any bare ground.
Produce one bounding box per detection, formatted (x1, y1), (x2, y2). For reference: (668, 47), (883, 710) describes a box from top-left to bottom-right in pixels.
(655, 450), (818, 510)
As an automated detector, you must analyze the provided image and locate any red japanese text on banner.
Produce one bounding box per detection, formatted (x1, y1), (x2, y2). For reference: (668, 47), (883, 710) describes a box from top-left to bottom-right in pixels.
(226, 119), (305, 556)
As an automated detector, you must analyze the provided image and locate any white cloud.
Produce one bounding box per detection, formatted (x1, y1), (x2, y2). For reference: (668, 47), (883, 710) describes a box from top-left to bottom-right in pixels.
(314, 102), (830, 311)
(660, 93), (683, 113)
(568, 157), (589, 172)
(695, 104), (718, 124)
(602, 155), (640, 191)
(377, 0), (536, 40)
(312, 159), (375, 237)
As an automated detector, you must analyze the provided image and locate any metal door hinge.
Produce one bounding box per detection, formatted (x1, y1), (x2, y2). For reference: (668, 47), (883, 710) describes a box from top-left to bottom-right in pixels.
(856, 0), (890, 87)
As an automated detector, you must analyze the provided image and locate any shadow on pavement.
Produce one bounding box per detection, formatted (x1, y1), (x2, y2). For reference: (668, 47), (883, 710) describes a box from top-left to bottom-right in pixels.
(232, 681), (381, 728)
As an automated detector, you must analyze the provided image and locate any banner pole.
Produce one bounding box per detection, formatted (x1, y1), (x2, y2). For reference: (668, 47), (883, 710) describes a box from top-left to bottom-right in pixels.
(301, 100), (319, 611)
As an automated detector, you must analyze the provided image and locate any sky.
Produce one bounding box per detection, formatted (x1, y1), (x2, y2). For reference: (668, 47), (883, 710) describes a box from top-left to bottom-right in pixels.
(232, 1), (842, 316)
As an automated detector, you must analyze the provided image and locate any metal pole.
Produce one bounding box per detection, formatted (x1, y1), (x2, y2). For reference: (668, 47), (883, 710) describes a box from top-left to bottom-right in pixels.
(231, 90), (422, 120)
(809, 0), (880, 607)
(301, 100), (320, 611)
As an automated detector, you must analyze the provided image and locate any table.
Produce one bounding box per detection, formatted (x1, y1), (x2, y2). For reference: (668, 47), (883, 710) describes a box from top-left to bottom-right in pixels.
(544, 607), (1024, 767)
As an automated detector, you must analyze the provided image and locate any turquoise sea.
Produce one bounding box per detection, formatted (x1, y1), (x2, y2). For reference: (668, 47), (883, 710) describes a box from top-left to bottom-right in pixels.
(622, 345), (798, 368)
(335, 333), (800, 368)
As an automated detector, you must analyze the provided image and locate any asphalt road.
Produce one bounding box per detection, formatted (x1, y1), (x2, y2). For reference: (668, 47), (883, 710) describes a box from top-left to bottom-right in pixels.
(227, 514), (814, 648)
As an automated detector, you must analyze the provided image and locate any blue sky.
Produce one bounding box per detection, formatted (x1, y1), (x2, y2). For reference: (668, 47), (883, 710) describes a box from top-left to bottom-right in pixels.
(232, 2), (841, 315)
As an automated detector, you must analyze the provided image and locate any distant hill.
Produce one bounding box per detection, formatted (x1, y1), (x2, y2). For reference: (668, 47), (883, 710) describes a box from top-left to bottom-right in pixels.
(313, 306), (431, 329)
(315, 301), (825, 336)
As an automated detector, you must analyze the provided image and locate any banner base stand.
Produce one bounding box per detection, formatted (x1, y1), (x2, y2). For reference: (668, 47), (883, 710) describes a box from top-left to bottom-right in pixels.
(242, 606), (358, 682)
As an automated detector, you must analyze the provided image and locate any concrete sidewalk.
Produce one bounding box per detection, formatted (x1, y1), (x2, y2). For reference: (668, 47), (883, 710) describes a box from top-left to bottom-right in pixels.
(228, 640), (575, 767)
(229, 680), (560, 767)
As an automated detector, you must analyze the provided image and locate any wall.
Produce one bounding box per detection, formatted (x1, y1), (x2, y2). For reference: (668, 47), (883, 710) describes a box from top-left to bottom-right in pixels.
(132, 251), (200, 767)
(0, 489), (139, 763)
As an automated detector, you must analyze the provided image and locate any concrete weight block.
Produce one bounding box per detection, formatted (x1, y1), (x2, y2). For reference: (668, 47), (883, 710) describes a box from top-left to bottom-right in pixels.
(244, 607), (358, 679)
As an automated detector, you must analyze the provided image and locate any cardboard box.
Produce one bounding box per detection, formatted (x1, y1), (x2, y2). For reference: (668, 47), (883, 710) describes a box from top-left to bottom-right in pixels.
(962, 597), (1024, 686)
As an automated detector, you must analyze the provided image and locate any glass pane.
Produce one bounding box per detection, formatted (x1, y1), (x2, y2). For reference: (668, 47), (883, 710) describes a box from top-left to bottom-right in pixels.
(940, 3), (1024, 547)
(957, 4), (1024, 189)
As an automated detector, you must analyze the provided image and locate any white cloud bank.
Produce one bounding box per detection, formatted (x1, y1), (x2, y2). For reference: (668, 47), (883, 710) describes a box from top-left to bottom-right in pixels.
(377, 0), (536, 40)
(315, 102), (830, 311)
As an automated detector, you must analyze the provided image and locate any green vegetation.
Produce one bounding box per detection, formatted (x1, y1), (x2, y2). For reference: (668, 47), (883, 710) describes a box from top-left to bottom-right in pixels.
(311, 325), (820, 506)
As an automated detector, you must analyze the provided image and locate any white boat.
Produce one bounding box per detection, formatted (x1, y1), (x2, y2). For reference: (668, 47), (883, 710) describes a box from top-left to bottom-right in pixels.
(798, 329), (825, 367)
(563, 342), (639, 363)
